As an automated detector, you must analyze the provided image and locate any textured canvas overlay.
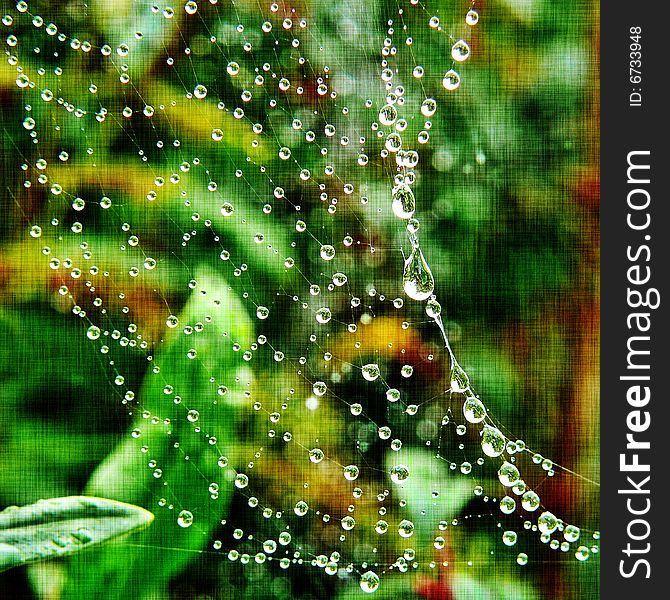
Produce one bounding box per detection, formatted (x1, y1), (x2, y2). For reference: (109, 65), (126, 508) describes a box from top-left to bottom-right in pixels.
(0, 1), (599, 598)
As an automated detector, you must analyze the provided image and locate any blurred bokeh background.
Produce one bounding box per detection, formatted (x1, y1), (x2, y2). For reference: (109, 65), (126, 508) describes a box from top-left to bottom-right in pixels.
(0, 0), (598, 598)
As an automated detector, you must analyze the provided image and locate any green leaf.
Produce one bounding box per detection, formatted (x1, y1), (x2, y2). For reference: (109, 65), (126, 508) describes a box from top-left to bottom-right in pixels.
(0, 496), (153, 572)
(451, 571), (539, 600)
(386, 448), (473, 549)
(62, 268), (254, 599)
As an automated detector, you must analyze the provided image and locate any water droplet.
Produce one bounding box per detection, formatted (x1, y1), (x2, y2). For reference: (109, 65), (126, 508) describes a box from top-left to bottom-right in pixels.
(375, 519), (388, 534)
(376, 426), (390, 441)
(309, 448), (325, 463)
(72, 528), (93, 544)
(502, 530), (518, 546)
(343, 465), (360, 481)
(320, 244), (336, 261)
(294, 500), (309, 516)
(177, 510), (194, 527)
(500, 496), (516, 514)
(451, 40), (470, 62)
(512, 480), (527, 496)
(386, 388), (400, 402)
(193, 84), (208, 99)
(564, 525), (581, 543)
(313, 381), (327, 396)
(498, 462), (521, 487)
(279, 531), (292, 545)
(332, 272), (347, 286)
(362, 363), (380, 381)
(463, 394), (486, 423)
(538, 511), (558, 535)
(403, 246), (434, 301)
(391, 184), (416, 219)
(359, 570), (380, 593)
(521, 490), (541, 512)
(397, 519), (415, 538)
(29, 224), (42, 238)
(390, 464), (409, 484)
(315, 307), (332, 324)
(378, 104), (398, 126)
(425, 298), (441, 318)
(450, 361), (470, 392)
(481, 425), (506, 457)
(16, 74), (30, 88)
(420, 98), (437, 117)
(442, 69), (461, 91)
(87, 325), (101, 340)
(385, 132), (402, 152)
(516, 552), (528, 566)
(466, 10), (480, 26)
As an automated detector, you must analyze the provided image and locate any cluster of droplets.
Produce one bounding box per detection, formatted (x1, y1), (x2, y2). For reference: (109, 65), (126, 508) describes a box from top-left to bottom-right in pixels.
(7, 0), (598, 595)
(375, 1), (597, 585)
(378, 9), (481, 307)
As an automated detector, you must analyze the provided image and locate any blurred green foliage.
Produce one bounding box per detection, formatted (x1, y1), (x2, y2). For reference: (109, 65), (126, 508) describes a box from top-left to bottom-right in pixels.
(0, 0), (598, 598)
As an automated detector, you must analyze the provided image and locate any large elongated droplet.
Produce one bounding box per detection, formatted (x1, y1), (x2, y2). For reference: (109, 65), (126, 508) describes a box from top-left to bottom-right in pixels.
(450, 360), (470, 392)
(403, 246), (434, 301)
(392, 184), (416, 219)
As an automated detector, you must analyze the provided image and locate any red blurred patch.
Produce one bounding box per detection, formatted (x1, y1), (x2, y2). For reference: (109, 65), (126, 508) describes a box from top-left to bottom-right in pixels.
(415, 576), (453, 600)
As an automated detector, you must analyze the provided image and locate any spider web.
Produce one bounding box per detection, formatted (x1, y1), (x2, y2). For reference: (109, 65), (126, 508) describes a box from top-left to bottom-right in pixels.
(3, 0), (599, 598)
